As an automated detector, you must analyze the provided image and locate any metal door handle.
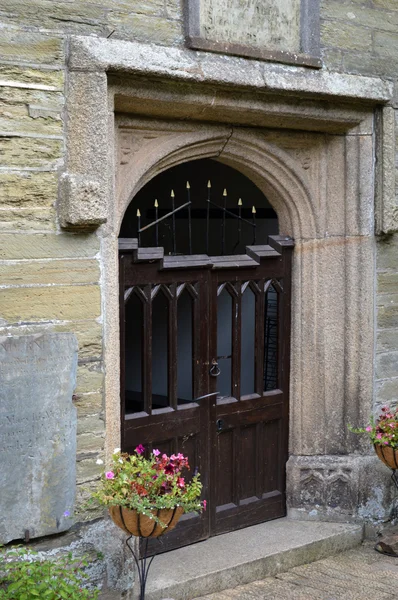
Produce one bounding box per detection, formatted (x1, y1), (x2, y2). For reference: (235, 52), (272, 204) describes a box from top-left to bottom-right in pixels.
(216, 419), (225, 432)
(209, 359), (221, 377)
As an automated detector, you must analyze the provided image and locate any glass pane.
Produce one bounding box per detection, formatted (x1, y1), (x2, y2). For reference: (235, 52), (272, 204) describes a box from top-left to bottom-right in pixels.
(177, 289), (193, 404)
(152, 289), (169, 409)
(264, 284), (278, 391)
(217, 287), (232, 398)
(241, 286), (255, 396)
(125, 292), (143, 414)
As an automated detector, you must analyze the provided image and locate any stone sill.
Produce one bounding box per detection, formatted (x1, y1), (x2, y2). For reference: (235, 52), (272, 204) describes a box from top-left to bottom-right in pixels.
(68, 36), (393, 105)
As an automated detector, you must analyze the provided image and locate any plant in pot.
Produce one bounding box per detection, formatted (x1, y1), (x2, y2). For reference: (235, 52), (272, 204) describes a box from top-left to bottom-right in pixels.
(349, 405), (398, 469)
(93, 445), (206, 538)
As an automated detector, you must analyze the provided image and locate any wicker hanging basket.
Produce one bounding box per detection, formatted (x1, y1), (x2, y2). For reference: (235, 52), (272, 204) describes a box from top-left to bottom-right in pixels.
(109, 505), (184, 538)
(374, 444), (398, 470)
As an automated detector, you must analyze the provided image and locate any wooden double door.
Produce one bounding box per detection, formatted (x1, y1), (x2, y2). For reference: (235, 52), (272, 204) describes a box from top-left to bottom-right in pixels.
(119, 236), (293, 554)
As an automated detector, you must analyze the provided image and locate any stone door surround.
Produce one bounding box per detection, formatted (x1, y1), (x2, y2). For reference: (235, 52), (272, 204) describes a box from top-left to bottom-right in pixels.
(62, 36), (395, 521)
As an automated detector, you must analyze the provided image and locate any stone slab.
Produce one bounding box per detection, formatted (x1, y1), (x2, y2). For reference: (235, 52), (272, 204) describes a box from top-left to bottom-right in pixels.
(0, 333), (78, 543)
(145, 519), (363, 600)
(185, 0), (301, 58)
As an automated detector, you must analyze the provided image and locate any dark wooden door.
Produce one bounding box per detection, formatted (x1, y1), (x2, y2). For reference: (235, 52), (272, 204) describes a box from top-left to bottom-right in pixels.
(119, 236), (293, 554)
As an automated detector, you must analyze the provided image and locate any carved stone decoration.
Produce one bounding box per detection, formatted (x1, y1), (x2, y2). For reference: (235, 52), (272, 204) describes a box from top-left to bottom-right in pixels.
(287, 455), (394, 522)
(58, 172), (107, 230)
(185, 0), (322, 68)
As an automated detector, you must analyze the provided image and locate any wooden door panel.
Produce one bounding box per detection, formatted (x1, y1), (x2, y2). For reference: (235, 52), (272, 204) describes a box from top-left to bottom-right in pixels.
(119, 236), (293, 551)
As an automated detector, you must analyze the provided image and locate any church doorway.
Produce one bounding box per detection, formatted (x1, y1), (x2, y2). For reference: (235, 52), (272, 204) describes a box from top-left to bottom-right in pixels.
(118, 159), (293, 553)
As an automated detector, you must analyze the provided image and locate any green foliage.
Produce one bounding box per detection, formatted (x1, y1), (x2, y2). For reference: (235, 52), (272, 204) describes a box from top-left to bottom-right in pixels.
(92, 447), (205, 528)
(0, 546), (99, 600)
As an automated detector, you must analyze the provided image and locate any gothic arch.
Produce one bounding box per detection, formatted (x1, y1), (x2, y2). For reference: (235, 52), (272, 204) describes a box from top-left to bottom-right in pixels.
(116, 126), (317, 241)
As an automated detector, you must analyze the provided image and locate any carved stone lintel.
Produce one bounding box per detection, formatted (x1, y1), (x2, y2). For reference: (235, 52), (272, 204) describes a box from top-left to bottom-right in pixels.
(58, 172), (107, 230)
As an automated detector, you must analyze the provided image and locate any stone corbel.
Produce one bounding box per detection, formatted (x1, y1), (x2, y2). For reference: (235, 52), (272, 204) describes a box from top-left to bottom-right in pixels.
(58, 172), (107, 230)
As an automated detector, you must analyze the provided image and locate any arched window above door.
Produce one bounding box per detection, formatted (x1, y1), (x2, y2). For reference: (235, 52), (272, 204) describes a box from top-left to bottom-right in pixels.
(119, 158), (278, 256)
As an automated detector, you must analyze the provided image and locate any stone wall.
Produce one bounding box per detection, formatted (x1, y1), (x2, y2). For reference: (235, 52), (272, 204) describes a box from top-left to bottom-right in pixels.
(0, 0), (398, 590)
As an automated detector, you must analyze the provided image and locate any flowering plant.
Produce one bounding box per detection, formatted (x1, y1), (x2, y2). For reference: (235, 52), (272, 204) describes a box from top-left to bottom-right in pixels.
(349, 405), (398, 448)
(93, 446), (205, 528)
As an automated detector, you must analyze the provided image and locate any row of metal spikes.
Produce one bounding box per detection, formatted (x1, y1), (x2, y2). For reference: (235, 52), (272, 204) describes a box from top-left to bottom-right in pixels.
(136, 180), (257, 255)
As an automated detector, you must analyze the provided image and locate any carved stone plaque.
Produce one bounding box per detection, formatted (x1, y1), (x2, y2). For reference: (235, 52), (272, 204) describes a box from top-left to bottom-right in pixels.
(0, 333), (78, 544)
(185, 0), (321, 67)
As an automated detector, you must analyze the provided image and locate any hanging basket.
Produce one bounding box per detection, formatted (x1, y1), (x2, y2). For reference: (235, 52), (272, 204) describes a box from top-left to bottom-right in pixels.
(374, 444), (398, 469)
(109, 505), (184, 538)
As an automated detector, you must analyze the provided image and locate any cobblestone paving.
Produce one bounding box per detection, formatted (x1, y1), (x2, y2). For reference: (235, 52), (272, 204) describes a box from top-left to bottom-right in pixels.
(195, 543), (398, 600)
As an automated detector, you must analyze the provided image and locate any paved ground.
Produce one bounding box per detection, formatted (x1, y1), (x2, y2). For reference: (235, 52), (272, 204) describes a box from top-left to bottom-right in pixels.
(194, 542), (398, 599)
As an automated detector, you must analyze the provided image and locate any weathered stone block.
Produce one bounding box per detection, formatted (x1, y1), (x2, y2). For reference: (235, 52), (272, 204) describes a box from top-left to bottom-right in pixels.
(321, 3), (398, 33)
(0, 100), (62, 136)
(0, 87), (64, 106)
(165, 0), (182, 19)
(377, 234), (398, 270)
(109, 13), (183, 44)
(0, 258), (100, 286)
(0, 285), (101, 323)
(372, 0), (398, 11)
(377, 271), (398, 294)
(377, 328), (398, 353)
(73, 392), (103, 417)
(376, 377), (398, 404)
(0, 30), (64, 65)
(0, 333), (77, 543)
(376, 351), (398, 380)
(0, 64), (64, 88)
(77, 414), (104, 436)
(0, 232), (100, 260)
(0, 207), (56, 231)
(75, 361), (104, 394)
(0, 1), (107, 35)
(76, 456), (103, 484)
(0, 136), (63, 169)
(374, 30), (398, 60)
(0, 172), (57, 208)
(287, 454), (394, 523)
(77, 431), (104, 455)
(58, 173), (107, 230)
(321, 20), (372, 51)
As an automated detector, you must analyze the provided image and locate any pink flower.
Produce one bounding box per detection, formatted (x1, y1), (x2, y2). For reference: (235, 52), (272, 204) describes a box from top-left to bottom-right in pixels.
(162, 454), (168, 460)
(376, 433), (382, 439)
(153, 449), (160, 456)
(203, 500), (207, 511)
(105, 471), (115, 479)
(365, 426), (372, 432)
(177, 477), (185, 488)
(135, 444), (145, 455)
(177, 453), (185, 460)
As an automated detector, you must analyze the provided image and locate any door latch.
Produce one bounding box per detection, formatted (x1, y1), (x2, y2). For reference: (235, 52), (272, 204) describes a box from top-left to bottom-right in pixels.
(216, 418), (225, 432)
(209, 359), (221, 377)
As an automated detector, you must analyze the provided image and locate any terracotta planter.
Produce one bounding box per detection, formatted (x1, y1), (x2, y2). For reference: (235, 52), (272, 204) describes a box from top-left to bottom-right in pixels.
(374, 444), (398, 469)
(109, 505), (184, 537)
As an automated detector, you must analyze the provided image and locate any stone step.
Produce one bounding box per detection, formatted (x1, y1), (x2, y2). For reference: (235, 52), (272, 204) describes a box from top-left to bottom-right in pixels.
(144, 519), (363, 600)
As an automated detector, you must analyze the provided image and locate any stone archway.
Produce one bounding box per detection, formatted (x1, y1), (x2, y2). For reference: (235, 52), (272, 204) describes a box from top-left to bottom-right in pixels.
(61, 54), (392, 521)
(109, 118), (378, 521)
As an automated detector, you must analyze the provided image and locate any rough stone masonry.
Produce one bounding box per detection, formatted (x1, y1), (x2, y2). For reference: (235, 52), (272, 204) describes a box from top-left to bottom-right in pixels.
(1, 0), (398, 596)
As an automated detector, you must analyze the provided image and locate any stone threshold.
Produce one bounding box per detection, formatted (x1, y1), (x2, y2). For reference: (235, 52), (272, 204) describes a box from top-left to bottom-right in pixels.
(144, 518), (363, 600)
